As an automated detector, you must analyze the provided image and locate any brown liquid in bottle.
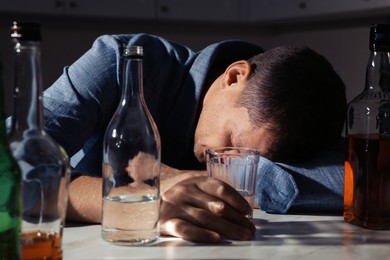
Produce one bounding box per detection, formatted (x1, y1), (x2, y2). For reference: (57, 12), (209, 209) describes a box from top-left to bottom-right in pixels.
(344, 134), (390, 229)
(21, 231), (62, 260)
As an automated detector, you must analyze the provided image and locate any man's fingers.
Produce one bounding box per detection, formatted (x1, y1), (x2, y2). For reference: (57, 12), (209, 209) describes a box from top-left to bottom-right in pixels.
(162, 176), (255, 232)
(182, 185), (255, 233)
(160, 176), (256, 241)
(161, 200), (254, 241)
(161, 218), (221, 243)
(168, 176), (252, 216)
(194, 177), (253, 217)
(180, 206), (254, 240)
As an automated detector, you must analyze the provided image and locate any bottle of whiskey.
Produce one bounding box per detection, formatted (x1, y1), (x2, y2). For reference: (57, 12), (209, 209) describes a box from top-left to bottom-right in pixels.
(344, 24), (390, 229)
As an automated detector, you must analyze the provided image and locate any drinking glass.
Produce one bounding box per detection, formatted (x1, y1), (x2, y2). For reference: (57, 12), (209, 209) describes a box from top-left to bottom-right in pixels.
(206, 147), (260, 219)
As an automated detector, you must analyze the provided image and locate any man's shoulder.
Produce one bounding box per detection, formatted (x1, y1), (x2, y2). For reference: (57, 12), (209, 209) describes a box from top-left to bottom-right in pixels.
(91, 33), (178, 50)
(89, 34), (264, 63)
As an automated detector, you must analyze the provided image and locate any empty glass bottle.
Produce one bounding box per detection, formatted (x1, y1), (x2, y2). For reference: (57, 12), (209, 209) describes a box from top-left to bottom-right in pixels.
(344, 24), (390, 229)
(102, 46), (161, 245)
(7, 21), (71, 259)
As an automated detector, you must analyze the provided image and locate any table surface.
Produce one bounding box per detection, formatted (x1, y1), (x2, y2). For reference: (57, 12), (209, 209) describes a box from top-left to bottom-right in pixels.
(63, 209), (390, 260)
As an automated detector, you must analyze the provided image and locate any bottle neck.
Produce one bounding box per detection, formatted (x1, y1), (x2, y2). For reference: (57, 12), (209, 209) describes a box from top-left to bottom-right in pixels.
(121, 56), (143, 103)
(10, 40), (44, 134)
(365, 50), (390, 92)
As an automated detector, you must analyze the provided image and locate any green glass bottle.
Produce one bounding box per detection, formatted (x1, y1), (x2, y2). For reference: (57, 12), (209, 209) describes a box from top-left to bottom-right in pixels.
(0, 47), (22, 259)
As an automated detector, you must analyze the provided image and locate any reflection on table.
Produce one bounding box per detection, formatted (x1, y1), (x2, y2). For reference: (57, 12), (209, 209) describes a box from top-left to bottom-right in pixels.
(63, 209), (390, 260)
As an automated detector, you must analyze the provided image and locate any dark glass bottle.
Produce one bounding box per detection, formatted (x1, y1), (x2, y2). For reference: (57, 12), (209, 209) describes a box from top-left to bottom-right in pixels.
(102, 46), (161, 245)
(0, 34), (22, 260)
(7, 22), (71, 259)
(344, 24), (390, 229)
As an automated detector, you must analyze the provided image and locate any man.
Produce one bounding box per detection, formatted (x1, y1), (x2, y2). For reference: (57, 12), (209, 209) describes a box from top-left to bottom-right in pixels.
(43, 34), (346, 242)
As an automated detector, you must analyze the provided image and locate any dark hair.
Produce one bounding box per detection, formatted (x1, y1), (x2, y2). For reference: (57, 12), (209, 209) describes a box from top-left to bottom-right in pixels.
(237, 46), (347, 163)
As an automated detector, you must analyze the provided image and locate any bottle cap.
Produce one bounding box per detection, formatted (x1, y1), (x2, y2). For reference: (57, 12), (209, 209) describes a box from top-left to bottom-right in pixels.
(370, 24), (390, 51)
(123, 46), (143, 58)
(10, 21), (41, 41)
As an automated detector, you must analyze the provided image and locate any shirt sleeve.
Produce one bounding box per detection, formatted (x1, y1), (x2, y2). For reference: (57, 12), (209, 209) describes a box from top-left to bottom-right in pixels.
(256, 138), (344, 214)
(43, 35), (123, 157)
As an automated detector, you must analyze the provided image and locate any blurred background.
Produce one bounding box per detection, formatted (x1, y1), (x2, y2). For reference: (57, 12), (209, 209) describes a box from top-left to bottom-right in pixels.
(1, 0), (390, 116)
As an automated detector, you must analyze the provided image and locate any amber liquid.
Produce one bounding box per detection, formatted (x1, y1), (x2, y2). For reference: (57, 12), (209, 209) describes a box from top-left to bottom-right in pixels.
(344, 135), (390, 229)
(21, 231), (62, 260)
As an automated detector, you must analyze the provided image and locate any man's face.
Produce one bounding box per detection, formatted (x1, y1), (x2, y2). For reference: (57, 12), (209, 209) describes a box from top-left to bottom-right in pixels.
(193, 75), (275, 164)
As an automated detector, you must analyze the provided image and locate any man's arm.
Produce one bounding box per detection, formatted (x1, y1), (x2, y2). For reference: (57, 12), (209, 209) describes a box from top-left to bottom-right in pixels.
(65, 163), (188, 223)
(67, 176), (102, 223)
(256, 139), (344, 214)
(66, 164), (255, 243)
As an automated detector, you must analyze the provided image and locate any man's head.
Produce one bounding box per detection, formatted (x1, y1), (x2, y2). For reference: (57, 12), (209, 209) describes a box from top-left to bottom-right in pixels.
(194, 45), (347, 164)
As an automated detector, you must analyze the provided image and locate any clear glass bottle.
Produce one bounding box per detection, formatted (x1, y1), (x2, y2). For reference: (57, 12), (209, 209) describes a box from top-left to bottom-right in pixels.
(344, 24), (390, 229)
(0, 42), (22, 260)
(7, 21), (71, 258)
(102, 46), (161, 245)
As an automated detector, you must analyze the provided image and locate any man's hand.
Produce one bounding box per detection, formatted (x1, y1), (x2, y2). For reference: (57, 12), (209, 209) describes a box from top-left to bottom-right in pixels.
(160, 167), (255, 243)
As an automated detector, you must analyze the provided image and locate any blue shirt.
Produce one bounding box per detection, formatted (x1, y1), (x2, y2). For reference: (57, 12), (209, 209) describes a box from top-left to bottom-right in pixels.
(43, 34), (344, 214)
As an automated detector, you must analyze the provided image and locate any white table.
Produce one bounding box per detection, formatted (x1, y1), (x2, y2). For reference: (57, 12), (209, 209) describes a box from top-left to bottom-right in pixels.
(63, 209), (390, 260)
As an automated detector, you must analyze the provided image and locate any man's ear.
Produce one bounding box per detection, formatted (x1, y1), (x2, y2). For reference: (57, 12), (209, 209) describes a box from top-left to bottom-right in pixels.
(222, 60), (252, 87)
